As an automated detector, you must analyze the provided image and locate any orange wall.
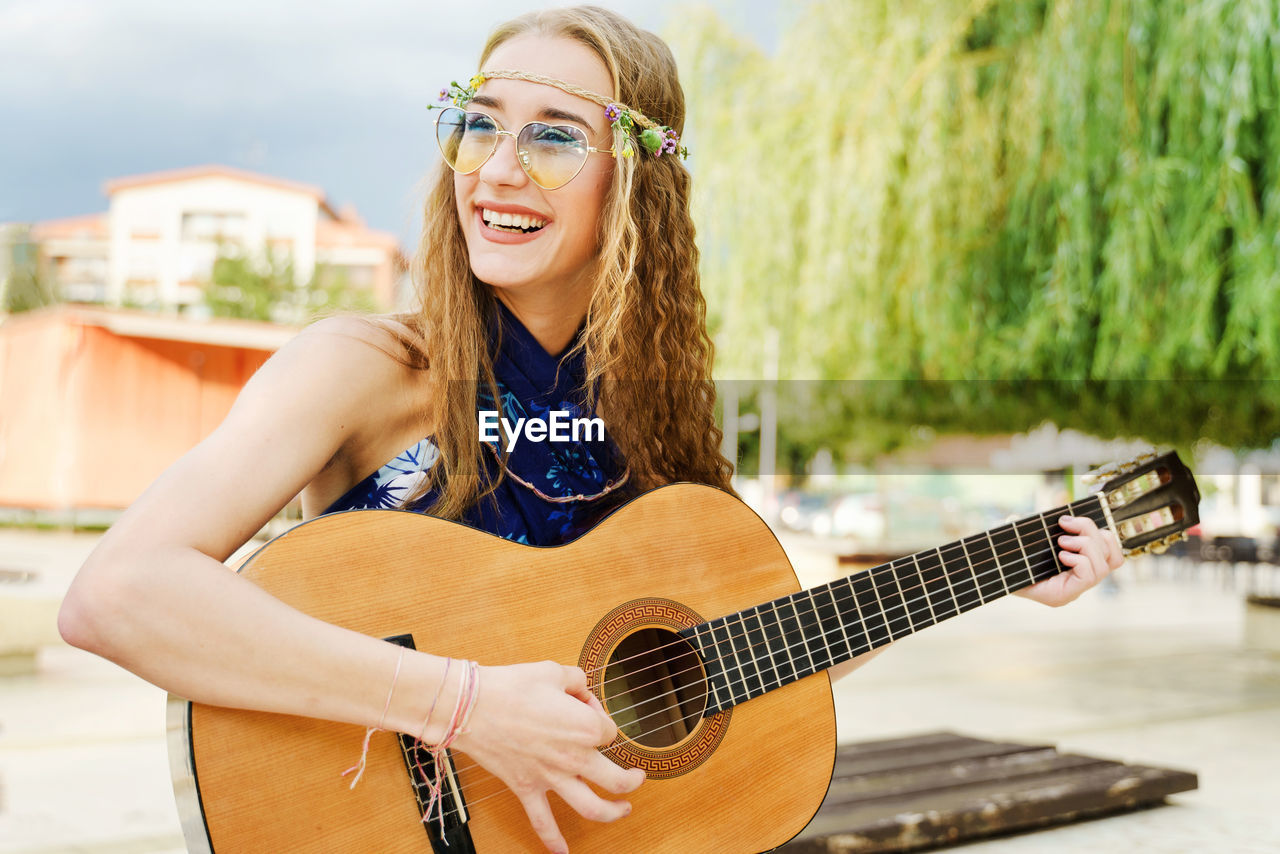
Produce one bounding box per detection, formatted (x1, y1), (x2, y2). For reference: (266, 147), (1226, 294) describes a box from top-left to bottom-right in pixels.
(0, 311), (272, 510)
(0, 313), (74, 507)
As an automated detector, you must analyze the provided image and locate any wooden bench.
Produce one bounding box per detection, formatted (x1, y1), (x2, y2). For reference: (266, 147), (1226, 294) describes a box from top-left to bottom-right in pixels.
(780, 732), (1197, 852)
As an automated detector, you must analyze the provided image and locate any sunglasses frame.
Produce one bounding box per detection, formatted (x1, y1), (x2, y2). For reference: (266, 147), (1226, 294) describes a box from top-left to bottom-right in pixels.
(434, 106), (616, 190)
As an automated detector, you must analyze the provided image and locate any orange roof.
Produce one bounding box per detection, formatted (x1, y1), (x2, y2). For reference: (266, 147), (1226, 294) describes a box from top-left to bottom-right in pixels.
(30, 212), (108, 241)
(1, 304), (299, 351)
(103, 164), (326, 201)
(315, 216), (400, 251)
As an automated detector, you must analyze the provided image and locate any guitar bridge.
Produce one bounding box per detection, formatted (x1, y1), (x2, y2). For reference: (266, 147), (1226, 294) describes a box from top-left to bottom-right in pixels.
(386, 635), (477, 854)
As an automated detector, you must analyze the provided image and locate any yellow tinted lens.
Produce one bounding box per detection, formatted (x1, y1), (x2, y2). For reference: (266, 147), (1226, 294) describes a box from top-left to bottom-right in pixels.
(518, 123), (589, 189)
(436, 108), (496, 174)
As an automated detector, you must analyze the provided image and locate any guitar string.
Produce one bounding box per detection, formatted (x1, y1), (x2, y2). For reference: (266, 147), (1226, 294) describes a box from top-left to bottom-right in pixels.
(421, 501), (1107, 810)
(418, 504), (1110, 819)
(424, 531), (1085, 824)
(575, 496), (1106, 702)
(583, 502), (1105, 716)
(427, 499), (1105, 799)
(554, 496), (1103, 701)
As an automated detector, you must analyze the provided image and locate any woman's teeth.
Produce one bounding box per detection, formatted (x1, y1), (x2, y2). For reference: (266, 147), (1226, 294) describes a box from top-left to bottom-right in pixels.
(481, 208), (548, 233)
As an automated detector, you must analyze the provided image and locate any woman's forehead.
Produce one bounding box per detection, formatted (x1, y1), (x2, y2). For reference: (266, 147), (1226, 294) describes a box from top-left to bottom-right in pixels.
(481, 34), (613, 115)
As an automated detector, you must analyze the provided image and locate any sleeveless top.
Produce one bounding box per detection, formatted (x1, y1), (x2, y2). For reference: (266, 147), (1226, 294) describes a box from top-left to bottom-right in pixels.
(322, 303), (632, 546)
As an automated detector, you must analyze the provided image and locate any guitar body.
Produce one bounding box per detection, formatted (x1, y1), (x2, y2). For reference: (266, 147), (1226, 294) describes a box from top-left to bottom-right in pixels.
(170, 484), (836, 853)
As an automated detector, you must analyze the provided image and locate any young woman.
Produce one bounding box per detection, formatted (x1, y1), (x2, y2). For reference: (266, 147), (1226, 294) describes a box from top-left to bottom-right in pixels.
(58, 7), (1123, 853)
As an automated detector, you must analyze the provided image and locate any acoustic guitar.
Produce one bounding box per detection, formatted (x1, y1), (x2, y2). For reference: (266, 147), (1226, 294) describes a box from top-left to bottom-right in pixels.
(167, 451), (1199, 853)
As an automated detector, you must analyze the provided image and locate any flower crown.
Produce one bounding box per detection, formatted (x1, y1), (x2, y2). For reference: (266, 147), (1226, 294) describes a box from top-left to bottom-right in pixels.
(430, 71), (688, 160)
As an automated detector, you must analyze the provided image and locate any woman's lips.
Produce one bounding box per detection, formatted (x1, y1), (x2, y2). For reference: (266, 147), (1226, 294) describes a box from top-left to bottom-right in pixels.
(475, 207), (547, 244)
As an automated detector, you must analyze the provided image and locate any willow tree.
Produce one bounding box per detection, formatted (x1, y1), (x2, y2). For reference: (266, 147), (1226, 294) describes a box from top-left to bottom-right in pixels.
(674, 0), (1280, 460)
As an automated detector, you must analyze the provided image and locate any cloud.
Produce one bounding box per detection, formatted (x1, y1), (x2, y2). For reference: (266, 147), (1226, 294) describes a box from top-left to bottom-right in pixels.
(0, 0), (765, 235)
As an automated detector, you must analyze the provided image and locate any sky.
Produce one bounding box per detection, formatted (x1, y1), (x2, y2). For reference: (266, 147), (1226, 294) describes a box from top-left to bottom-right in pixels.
(0, 0), (787, 246)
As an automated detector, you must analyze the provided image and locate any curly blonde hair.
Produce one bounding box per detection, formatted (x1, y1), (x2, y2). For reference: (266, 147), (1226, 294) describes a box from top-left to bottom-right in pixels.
(402, 5), (734, 520)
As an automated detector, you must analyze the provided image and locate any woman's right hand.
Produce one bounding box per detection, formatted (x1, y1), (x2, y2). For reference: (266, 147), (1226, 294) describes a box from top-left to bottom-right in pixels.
(450, 662), (645, 854)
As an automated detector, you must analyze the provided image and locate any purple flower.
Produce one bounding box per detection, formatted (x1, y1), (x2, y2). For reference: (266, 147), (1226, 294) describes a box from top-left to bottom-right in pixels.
(605, 104), (621, 123)
(438, 88), (450, 102)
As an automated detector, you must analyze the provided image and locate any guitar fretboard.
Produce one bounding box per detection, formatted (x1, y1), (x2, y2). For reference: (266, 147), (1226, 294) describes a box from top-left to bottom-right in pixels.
(681, 495), (1108, 715)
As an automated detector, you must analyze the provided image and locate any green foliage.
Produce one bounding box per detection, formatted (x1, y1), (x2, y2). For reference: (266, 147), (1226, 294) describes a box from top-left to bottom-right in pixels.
(1, 239), (55, 312)
(674, 0), (1280, 454)
(204, 245), (377, 323)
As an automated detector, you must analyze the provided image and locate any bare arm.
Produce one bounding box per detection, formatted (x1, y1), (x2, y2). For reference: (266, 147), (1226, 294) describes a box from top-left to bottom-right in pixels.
(58, 319), (637, 854)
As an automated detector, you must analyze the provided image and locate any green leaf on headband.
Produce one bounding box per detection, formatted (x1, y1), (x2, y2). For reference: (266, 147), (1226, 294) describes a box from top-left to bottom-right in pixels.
(640, 128), (663, 153)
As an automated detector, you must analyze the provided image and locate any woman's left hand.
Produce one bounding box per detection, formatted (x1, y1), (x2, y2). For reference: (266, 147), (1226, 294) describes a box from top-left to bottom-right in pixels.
(1017, 514), (1125, 607)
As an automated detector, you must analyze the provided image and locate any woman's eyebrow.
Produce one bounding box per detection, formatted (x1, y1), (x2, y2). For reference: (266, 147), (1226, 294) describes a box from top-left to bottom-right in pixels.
(469, 94), (596, 131)
(540, 105), (595, 129)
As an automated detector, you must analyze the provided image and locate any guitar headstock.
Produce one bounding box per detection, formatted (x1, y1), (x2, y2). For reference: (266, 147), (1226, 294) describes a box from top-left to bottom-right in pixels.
(1084, 451), (1201, 557)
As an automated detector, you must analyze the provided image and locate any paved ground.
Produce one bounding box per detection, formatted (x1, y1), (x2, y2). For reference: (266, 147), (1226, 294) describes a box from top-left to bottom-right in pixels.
(1, 527), (1278, 853)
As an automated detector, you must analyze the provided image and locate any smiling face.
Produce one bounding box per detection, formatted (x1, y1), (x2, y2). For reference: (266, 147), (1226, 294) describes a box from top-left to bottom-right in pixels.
(454, 34), (615, 306)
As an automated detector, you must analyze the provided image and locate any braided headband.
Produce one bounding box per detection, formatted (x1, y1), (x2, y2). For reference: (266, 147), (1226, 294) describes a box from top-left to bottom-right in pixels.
(432, 70), (687, 159)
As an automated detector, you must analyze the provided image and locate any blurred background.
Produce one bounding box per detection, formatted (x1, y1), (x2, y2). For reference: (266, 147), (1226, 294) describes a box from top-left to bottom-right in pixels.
(1, 0), (1278, 852)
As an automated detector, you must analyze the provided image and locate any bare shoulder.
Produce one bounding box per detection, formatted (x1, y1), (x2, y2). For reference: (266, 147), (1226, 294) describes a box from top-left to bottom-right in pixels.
(279, 315), (435, 516)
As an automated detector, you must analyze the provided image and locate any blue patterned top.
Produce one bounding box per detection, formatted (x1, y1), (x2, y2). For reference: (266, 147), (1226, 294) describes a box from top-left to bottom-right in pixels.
(322, 303), (631, 546)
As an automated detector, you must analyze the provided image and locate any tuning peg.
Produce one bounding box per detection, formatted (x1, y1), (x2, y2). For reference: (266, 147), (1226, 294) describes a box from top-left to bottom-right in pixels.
(1082, 462), (1121, 485)
(1123, 530), (1187, 558)
(1085, 451), (1162, 486)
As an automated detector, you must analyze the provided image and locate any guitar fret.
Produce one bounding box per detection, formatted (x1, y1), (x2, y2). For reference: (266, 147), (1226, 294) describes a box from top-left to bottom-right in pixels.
(710, 619), (748, 705)
(770, 599), (799, 685)
(743, 606), (775, 693)
(730, 612), (765, 699)
(786, 595), (817, 675)
(809, 589), (837, 668)
(850, 572), (891, 647)
(811, 584), (849, 664)
(691, 623), (727, 712)
(937, 546), (962, 614)
(871, 566), (909, 641)
(1038, 513), (1063, 583)
(955, 535), (988, 608)
(988, 527), (1018, 601)
(889, 559), (918, 634)
(794, 590), (826, 671)
(841, 575), (873, 654)
(1010, 519), (1037, 587)
(915, 549), (958, 621)
(911, 552), (938, 625)
(985, 529), (1011, 598)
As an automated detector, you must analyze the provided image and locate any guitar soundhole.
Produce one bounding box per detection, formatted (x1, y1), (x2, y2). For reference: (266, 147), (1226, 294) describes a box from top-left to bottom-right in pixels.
(603, 628), (707, 749)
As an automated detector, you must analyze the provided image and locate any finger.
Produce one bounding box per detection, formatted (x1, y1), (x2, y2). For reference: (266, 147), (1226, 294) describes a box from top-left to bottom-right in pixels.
(1103, 530), (1125, 568)
(1058, 538), (1102, 586)
(566, 684), (617, 744)
(1048, 552), (1088, 603)
(1076, 531), (1110, 582)
(553, 776), (633, 824)
(516, 790), (568, 854)
(1059, 514), (1099, 536)
(561, 665), (589, 692)
(580, 750), (645, 795)
(1058, 527), (1108, 579)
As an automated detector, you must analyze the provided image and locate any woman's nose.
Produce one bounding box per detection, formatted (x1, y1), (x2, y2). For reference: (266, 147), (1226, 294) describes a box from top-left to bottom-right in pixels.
(477, 131), (530, 187)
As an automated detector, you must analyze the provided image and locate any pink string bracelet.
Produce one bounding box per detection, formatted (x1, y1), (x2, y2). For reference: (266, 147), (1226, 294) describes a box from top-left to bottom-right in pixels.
(420, 660), (481, 833)
(343, 646), (405, 788)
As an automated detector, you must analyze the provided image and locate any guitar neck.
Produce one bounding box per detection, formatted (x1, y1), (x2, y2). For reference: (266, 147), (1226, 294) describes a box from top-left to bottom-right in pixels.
(683, 494), (1110, 715)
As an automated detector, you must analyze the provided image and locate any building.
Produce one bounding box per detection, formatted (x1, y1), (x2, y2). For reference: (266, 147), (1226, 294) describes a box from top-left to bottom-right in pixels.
(26, 164), (404, 313)
(0, 304), (295, 516)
